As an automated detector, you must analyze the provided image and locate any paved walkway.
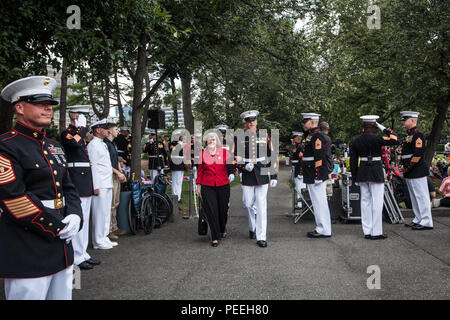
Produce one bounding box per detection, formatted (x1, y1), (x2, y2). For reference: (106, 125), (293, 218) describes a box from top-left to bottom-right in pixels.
(1, 167), (449, 300)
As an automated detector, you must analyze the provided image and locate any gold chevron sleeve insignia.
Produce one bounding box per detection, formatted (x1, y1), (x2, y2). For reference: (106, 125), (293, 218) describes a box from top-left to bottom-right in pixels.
(411, 156), (421, 164)
(73, 134), (82, 143)
(315, 160), (323, 168)
(65, 133), (74, 140)
(415, 137), (423, 148)
(315, 139), (322, 150)
(0, 154), (16, 185)
(3, 195), (41, 219)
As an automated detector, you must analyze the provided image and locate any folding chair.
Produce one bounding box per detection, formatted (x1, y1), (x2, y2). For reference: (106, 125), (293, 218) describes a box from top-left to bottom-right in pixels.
(294, 188), (314, 224)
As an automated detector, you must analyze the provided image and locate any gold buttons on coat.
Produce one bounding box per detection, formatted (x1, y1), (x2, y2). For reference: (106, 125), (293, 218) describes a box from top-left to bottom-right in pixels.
(48, 223), (53, 227)
(56, 182), (60, 187)
(35, 164), (40, 168)
(33, 132), (38, 138)
(53, 170), (58, 175)
(40, 217), (44, 221)
(44, 151), (48, 155)
(49, 160), (54, 164)
(56, 228), (61, 233)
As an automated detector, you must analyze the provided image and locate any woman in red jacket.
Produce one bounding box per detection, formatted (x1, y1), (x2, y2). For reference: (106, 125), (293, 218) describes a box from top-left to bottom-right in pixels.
(196, 132), (235, 247)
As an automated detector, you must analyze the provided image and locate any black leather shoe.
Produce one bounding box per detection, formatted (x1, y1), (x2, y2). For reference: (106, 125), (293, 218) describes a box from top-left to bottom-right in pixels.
(364, 235), (371, 239)
(404, 222), (419, 228)
(307, 231), (331, 238)
(412, 225), (434, 231)
(211, 241), (219, 247)
(369, 234), (388, 240)
(78, 261), (94, 270)
(86, 258), (101, 265)
(249, 231), (256, 239)
(257, 240), (267, 247)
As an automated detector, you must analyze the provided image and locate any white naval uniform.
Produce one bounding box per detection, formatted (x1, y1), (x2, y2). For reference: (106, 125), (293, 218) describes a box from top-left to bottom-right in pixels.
(87, 136), (113, 247)
(405, 177), (433, 228)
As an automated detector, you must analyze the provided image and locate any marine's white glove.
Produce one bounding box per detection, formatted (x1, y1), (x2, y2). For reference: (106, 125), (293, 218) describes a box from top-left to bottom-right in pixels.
(75, 114), (87, 128)
(270, 180), (278, 187)
(376, 122), (386, 131)
(228, 174), (235, 183)
(245, 163), (254, 172)
(59, 214), (81, 242)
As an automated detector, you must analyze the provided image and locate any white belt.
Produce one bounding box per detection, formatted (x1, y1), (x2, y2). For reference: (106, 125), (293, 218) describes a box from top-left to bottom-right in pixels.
(360, 157), (381, 161)
(402, 154), (413, 159)
(149, 155), (163, 158)
(243, 157), (266, 162)
(67, 162), (91, 168)
(41, 197), (65, 209)
(171, 156), (184, 159)
(291, 160), (299, 163)
(303, 157), (314, 161)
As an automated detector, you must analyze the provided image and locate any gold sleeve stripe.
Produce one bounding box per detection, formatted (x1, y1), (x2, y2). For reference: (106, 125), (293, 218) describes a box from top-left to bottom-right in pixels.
(315, 160), (323, 168)
(3, 196), (41, 219)
(73, 134), (82, 143)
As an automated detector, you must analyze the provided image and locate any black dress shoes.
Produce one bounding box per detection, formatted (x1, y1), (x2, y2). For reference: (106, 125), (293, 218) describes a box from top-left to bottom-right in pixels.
(364, 235), (372, 239)
(412, 225), (433, 231)
(78, 261), (94, 270)
(404, 222), (419, 228)
(369, 234), (388, 240)
(211, 241), (219, 247)
(249, 231), (256, 239)
(86, 258), (101, 265)
(307, 231), (331, 238)
(257, 240), (267, 248)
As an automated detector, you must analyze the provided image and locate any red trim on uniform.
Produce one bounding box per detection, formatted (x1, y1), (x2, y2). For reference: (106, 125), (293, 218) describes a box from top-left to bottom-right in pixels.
(16, 121), (45, 135)
(41, 141), (59, 200)
(2, 195), (41, 219)
(1, 132), (18, 141)
(14, 130), (41, 142)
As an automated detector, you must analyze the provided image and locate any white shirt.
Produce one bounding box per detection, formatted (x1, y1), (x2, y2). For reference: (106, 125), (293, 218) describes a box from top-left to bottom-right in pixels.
(87, 136), (113, 189)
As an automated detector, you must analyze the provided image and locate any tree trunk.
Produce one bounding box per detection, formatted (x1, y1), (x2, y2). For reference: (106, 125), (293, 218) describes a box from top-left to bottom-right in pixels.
(141, 67), (151, 138)
(130, 33), (147, 181)
(180, 72), (194, 133)
(59, 58), (68, 133)
(101, 77), (111, 119)
(0, 98), (14, 134)
(114, 70), (124, 127)
(170, 76), (179, 127)
(424, 99), (449, 165)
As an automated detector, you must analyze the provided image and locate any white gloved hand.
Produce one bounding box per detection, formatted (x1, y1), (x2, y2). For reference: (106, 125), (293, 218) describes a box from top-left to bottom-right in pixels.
(58, 214), (81, 242)
(270, 180), (278, 187)
(245, 163), (254, 172)
(77, 114), (87, 127)
(376, 122), (386, 131)
(228, 174), (235, 183)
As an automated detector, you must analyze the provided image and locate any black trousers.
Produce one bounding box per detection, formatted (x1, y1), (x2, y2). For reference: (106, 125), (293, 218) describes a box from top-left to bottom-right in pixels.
(200, 184), (230, 241)
(440, 197), (450, 207)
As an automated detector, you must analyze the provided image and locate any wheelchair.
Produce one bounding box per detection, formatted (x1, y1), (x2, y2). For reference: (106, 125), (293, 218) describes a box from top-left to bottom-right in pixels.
(127, 174), (173, 235)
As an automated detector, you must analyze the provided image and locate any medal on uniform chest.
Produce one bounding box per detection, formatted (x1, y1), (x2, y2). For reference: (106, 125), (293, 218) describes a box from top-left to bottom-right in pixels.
(405, 136), (412, 143)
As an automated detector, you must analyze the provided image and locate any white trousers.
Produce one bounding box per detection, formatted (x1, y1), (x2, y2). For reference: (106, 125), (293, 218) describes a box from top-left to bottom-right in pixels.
(242, 184), (269, 241)
(91, 188), (113, 247)
(358, 182), (384, 236)
(405, 177), (433, 227)
(307, 181), (332, 236)
(149, 170), (159, 184)
(72, 196), (92, 265)
(5, 266), (73, 300)
(172, 171), (184, 201)
(295, 176), (306, 207)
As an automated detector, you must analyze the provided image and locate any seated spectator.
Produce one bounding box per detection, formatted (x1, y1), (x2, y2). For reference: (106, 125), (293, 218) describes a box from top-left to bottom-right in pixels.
(432, 167), (450, 208)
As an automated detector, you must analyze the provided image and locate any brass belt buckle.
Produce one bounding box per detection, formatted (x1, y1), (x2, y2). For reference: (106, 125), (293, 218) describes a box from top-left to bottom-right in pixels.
(54, 198), (63, 209)
(251, 158), (257, 163)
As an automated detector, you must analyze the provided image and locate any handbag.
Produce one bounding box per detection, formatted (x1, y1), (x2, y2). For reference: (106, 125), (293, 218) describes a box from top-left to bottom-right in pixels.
(198, 207), (208, 236)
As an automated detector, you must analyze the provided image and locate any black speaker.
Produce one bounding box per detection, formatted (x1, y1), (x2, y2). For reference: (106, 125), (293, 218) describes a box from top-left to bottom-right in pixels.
(147, 109), (165, 129)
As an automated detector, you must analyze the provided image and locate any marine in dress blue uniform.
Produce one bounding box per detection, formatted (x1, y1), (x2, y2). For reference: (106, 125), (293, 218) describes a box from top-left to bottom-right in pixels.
(349, 115), (400, 239)
(0, 76), (83, 300)
(301, 113), (331, 238)
(61, 105), (100, 269)
(399, 111), (433, 230)
(143, 128), (168, 183)
(234, 110), (277, 247)
(291, 131), (306, 208)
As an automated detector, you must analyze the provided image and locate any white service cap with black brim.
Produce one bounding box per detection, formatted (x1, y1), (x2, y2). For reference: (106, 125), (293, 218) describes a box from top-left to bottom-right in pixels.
(400, 111), (420, 121)
(1, 76), (59, 105)
(360, 115), (379, 122)
(90, 118), (109, 129)
(68, 105), (91, 114)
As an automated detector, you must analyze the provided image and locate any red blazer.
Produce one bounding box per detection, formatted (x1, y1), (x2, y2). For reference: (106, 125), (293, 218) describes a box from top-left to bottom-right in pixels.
(197, 148), (233, 187)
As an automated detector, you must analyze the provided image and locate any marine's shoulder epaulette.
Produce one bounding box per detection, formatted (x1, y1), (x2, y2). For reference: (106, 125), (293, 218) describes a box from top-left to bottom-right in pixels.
(0, 130), (19, 142)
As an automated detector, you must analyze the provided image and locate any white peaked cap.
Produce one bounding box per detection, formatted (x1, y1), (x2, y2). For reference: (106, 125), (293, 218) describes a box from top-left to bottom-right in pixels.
(360, 115), (379, 122)
(68, 105), (91, 113)
(1, 76), (58, 105)
(301, 113), (320, 120)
